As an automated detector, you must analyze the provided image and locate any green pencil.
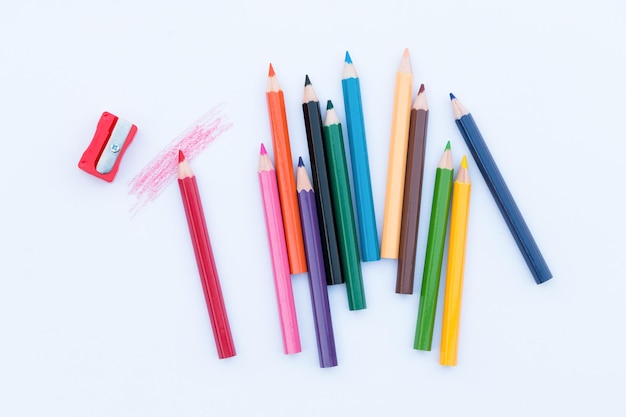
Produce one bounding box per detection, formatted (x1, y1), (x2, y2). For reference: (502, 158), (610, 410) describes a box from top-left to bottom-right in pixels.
(414, 142), (454, 350)
(323, 100), (366, 310)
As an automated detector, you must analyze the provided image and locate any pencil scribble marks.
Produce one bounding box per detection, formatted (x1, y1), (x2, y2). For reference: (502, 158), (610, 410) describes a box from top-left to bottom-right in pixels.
(128, 104), (232, 216)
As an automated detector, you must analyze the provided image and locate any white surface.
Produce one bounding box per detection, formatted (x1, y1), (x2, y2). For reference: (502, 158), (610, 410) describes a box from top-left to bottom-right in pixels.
(1, 1), (624, 416)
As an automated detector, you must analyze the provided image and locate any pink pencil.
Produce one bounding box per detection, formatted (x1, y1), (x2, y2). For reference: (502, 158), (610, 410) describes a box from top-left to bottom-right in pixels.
(258, 143), (301, 354)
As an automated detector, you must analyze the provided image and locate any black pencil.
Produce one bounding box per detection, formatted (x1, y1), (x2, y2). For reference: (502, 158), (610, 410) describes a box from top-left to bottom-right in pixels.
(450, 93), (552, 284)
(302, 75), (343, 285)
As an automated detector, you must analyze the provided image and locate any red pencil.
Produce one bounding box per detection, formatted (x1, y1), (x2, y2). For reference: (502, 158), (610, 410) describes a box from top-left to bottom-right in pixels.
(177, 150), (236, 359)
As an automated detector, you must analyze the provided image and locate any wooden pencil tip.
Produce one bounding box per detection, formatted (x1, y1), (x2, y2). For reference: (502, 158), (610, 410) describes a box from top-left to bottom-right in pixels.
(178, 149), (185, 162)
(345, 50), (352, 64)
(268, 63), (275, 77)
(418, 83), (425, 94)
(398, 48), (413, 73)
(298, 156), (305, 167)
(461, 155), (468, 169)
(260, 143), (267, 155)
(304, 74), (311, 86)
(326, 100), (334, 110)
(449, 92), (456, 100)
(438, 142), (454, 169)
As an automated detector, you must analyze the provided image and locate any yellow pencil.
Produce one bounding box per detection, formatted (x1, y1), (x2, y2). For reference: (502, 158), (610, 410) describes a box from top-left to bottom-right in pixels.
(381, 48), (413, 259)
(440, 156), (472, 366)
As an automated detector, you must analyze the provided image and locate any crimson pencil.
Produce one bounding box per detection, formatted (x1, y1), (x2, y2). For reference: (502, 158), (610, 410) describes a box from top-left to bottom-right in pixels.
(297, 158), (338, 368)
(177, 150), (235, 359)
(258, 144), (301, 355)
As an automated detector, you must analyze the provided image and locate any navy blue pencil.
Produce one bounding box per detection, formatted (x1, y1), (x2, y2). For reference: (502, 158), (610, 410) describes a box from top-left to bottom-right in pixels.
(450, 94), (552, 285)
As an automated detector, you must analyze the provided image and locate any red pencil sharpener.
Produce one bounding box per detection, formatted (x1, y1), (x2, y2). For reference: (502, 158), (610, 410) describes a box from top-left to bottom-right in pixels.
(78, 112), (137, 182)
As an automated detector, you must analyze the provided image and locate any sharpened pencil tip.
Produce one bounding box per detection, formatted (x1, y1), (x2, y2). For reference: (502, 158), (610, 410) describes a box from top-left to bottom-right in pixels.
(298, 157), (304, 167)
(445, 141), (451, 151)
(260, 143), (267, 155)
(345, 51), (352, 64)
(268, 63), (275, 77)
(178, 150), (185, 162)
(304, 74), (311, 86)
(418, 84), (425, 94)
(461, 155), (468, 169)
(326, 100), (334, 110)
(449, 93), (456, 100)
(398, 48), (413, 73)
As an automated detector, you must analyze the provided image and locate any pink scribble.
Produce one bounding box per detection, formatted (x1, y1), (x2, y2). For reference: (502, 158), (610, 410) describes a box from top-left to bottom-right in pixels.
(128, 103), (232, 215)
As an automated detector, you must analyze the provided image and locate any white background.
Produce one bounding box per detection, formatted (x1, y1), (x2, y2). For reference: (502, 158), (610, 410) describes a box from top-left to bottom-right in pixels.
(1, 1), (625, 416)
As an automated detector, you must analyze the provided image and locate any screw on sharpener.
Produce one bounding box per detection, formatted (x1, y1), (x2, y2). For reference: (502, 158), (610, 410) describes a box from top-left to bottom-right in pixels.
(78, 112), (137, 182)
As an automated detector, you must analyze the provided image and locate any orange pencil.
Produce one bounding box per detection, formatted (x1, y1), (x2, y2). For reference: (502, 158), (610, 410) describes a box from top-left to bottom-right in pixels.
(381, 48), (413, 259)
(266, 64), (307, 274)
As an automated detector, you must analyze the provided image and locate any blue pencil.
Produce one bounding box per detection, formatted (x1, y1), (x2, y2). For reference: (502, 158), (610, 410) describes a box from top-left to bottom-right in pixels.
(450, 94), (552, 284)
(341, 51), (380, 262)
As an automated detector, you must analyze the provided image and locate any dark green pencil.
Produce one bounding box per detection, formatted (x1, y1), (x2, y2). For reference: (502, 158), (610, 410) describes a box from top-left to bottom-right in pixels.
(323, 100), (366, 310)
(414, 142), (454, 350)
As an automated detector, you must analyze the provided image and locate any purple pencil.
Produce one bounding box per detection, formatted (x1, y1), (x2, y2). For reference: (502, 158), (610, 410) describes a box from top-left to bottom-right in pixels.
(296, 157), (338, 368)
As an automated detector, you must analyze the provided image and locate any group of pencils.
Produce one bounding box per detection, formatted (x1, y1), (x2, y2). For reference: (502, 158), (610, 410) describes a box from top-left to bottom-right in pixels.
(382, 49), (474, 365)
(258, 57), (376, 368)
(175, 49), (553, 369)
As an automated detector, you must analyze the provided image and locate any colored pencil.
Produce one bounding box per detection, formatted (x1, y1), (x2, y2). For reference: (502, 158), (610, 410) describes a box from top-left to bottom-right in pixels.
(341, 51), (380, 262)
(440, 156), (472, 366)
(296, 158), (338, 368)
(266, 64), (307, 275)
(450, 94), (552, 284)
(323, 100), (366, 311)
(177, 150), (235, 359)
(414, 142), (454, 351)
(381, 48), (414, 259)
(396, 84), (429, 294)
(257, 144), (301, 355)
(302, 75), (343, 285)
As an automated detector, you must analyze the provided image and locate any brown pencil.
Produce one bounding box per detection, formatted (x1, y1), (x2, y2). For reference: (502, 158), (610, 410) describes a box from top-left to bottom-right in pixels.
(396, 84), (429, 294)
